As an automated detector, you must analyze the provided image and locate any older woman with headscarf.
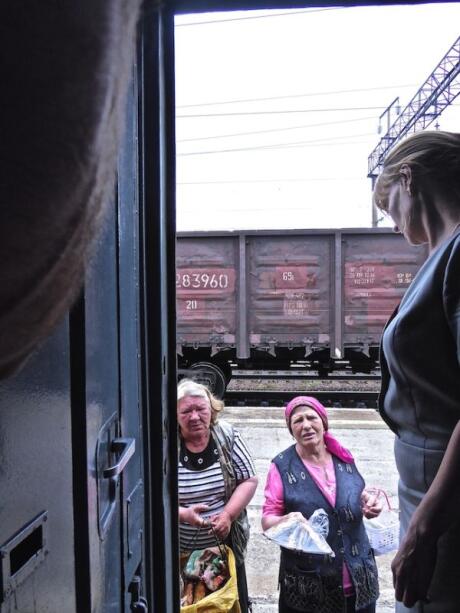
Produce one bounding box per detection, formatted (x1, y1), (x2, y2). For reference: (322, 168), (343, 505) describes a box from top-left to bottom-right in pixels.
(262, 396), (382, 613)
(177, 379), (258, 612)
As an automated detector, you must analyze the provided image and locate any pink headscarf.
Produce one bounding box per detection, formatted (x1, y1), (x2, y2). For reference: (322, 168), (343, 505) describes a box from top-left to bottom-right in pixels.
(285, 396), (354, 464)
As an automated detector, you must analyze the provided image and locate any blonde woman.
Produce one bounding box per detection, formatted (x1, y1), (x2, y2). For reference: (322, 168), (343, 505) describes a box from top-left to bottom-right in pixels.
(374, 130), (460, 611)
(177, 379), (258, 612)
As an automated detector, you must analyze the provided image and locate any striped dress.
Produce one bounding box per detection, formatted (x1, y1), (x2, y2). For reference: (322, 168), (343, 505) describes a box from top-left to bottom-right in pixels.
(179, 426), (255, 552)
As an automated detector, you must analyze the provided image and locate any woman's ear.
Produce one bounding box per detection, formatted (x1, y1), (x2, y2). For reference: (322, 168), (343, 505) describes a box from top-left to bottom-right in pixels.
(399, 164), (413, 196)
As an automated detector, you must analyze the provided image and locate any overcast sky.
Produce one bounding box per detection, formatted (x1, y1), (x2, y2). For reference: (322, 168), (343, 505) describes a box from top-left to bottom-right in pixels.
(174, 3), (460, 231)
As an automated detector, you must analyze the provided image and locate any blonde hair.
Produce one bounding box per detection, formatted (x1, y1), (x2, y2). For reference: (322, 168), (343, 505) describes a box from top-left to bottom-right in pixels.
(177, 379), (223, 424)
(373, 130), (460, 212)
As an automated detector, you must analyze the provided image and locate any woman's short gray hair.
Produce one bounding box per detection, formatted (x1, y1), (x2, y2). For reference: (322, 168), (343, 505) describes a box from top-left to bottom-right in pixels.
(177, 379), (224, 424)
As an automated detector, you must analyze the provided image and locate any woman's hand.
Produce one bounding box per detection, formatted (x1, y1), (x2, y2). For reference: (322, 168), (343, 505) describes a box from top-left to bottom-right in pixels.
(261, 511), (307, 531)
(210, 510), (232, 539)
(361, 490), (383, 519)
(179, 504), (210, 527)
(391, 519), (438, 608)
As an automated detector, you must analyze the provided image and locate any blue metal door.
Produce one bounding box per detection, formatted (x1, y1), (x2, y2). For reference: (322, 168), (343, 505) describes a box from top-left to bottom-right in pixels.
(0, 323), (77, 612)
(0, 73), (146, 613)
(70, 70), (146, 612)
(0, 4), (178, 612)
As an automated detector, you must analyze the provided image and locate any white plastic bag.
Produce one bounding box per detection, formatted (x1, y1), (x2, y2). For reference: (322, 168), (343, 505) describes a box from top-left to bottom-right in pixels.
(364, 489), (399, 556)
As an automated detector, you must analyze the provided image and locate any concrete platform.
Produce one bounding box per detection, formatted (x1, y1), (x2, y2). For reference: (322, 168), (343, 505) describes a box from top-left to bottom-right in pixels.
(225, 406), (387, 429)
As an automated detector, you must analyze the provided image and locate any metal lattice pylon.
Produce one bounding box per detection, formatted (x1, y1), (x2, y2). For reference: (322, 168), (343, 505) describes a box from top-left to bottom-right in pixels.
(368, 35), (460, 180)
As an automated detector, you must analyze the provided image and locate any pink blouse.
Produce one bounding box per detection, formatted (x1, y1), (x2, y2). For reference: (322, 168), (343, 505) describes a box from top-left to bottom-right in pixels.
(263, 457), (354, 595)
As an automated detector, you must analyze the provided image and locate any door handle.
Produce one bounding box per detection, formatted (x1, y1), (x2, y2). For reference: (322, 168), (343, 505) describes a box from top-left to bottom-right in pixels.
(103, 438), (136, 479)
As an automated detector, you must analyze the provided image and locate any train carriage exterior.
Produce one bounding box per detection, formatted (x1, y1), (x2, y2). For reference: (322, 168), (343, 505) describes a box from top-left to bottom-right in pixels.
(177, 228), (428, 394)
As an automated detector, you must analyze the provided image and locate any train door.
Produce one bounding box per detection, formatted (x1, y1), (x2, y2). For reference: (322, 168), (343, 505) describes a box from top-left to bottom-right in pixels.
(76, 172), (126, 613)
(72, 70), (146, 611)
(0, 78), (145, 613)
(0, 324), (77, 612)
(0, 4), (177, 613)
(77, 6), (179, 611)
(78, 7), (179, 611)
(118, 69), (146, 613)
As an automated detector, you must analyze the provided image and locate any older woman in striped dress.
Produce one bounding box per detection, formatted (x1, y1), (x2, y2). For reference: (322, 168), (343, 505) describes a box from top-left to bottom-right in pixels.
(177, 379), (258, 612)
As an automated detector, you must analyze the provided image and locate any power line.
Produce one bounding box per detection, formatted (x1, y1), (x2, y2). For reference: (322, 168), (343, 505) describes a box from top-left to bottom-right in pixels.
(179, 95), (460, 144)
(177, 106), (387, 118)
(177, 84), (416, 109)
(177, 115), (378, 143)
(178, 139), (370, 157)
(178, 136), (372, 156)
(185, 130), (372, 151)
(175, 7), (340, 27)
(179, 205), (368, 214)
(178, 176), (364, 185)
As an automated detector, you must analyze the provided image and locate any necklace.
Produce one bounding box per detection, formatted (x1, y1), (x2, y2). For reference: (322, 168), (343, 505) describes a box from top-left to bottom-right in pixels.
(180, 436), (219, 471)
(315, 463), (333, 483)
(303, 456), (334, 483)
(304, 461), (335, 495)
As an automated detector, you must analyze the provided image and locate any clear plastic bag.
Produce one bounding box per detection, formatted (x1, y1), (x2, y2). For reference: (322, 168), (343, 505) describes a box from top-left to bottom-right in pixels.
(308, 508), (329, 538)
(264, 509), (334, 556)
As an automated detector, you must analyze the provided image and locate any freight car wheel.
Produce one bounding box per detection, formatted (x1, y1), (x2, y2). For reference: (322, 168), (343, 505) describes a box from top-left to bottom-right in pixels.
(216, 361), (232, 385)
(190, 362), (227, 399)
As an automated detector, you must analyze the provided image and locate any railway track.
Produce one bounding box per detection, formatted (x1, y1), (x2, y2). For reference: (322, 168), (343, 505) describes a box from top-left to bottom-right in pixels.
(224, 389), (378, 408)
(232, 369), (381, 381)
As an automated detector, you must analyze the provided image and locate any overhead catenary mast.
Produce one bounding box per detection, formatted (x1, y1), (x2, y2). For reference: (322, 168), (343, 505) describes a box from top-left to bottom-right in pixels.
(368, 35), (460, 225)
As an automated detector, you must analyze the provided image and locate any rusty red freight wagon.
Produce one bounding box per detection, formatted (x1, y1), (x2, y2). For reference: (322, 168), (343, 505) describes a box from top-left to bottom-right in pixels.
(176, 228), (427, 395)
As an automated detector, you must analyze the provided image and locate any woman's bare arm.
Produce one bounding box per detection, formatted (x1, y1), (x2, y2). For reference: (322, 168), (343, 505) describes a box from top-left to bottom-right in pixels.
(224, 476), (258, 520)
(210, 476), (258, 539)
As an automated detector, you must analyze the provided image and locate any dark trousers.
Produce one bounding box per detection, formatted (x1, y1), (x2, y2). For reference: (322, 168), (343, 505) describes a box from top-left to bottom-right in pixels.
(236, 561), (251, 613)
(346, 594), (376, 612)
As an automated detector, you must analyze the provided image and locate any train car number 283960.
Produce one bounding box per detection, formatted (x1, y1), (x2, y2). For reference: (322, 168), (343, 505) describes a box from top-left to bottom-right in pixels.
(176, 268), (236, 291)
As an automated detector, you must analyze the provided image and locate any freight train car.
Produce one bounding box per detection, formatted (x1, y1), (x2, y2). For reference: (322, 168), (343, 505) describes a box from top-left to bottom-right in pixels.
(176, 228), (428, 396)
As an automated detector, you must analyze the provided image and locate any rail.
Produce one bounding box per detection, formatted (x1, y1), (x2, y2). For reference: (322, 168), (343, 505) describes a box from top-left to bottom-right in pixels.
(232, 369), (381, 381)
(224, 389), (378, 408)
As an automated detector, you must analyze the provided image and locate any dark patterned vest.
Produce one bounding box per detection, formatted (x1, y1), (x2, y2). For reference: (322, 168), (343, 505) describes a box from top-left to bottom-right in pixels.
(273, 445), (379, 612)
